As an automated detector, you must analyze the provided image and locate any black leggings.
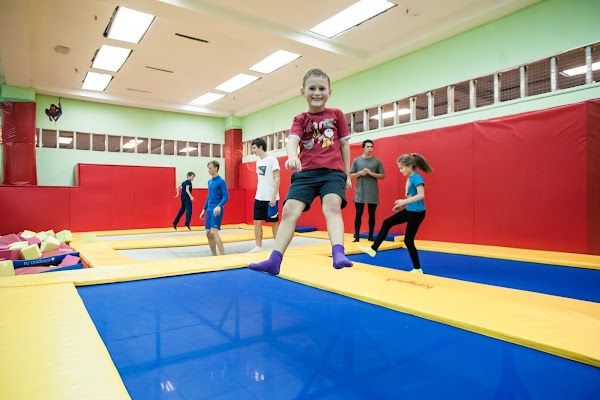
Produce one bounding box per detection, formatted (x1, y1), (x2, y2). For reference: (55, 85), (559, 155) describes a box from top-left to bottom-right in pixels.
(371, 209), (426, 269)
(354, 203), (377, 239)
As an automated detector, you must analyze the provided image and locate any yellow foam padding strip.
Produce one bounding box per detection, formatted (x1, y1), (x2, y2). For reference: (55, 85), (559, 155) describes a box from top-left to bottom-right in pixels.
(296, 231), (355, 241)
(277, 255), (600, 367)
(70, 224), (251, 240)
(413, 240), (600, 270)
(0, 283), (130, 400)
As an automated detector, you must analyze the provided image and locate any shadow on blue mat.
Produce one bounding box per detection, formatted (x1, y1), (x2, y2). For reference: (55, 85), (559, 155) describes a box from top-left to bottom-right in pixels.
(348, 249), (600, 303)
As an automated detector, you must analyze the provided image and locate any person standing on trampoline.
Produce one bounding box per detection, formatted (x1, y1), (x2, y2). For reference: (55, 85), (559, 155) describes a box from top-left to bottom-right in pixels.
(350, 139), (385, 242)
(248, 68), (353, 275)
(248, 137), (281, 253)
(200, 161), (229, 256)
(358, 153), (432, 274)
(173, 171), (195, 230)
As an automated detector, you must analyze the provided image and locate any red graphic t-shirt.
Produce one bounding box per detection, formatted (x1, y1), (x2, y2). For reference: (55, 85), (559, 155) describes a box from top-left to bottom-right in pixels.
(288, 108), (350, 171)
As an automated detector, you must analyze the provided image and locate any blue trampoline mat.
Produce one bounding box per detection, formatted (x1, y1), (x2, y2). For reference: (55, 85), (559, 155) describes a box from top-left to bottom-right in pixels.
(78, 269), (600, 400)
(348, 249), (600, 303)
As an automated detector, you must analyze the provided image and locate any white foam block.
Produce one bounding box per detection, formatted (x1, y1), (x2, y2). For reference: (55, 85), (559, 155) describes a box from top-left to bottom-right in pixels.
(41, 237), (61, 253)
(56, 230), (73, 244)
(45, 229), (56, 237)
(8, 241), (28, 250)
(20, 230), (37, 239)
(0, 260), (15, 277)
(20, 244), (42, 260)
(34, 232), (48, 241)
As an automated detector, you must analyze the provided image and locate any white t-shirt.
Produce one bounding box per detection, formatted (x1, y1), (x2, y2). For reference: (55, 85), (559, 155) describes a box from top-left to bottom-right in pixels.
(255, 155), (280, 201)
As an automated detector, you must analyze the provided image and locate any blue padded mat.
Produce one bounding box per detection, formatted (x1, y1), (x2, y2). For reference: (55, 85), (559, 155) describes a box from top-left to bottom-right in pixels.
(348, 249), (600, 303)
(78, 269), (600, 400)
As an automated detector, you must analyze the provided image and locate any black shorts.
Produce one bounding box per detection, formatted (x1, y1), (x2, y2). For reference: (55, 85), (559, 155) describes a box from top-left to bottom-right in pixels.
(285, 168), (347, 212)
(254, 200), (279, 222)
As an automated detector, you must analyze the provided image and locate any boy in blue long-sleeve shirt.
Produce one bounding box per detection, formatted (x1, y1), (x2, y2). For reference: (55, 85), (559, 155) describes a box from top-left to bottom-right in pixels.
(200, 160), (229, 256)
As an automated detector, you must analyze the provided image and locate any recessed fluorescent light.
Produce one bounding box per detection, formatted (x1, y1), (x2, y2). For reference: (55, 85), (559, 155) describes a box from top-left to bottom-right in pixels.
(310, 0), (396, 38)
(58, 137), (73, 144)
(92, 44), (132, 72)
(123, 139), (144, 149)
(250, 50), (301, 74)
(370, 109), (411, 119)
(190, 93), (225, 106)
(215, 74), (260, 93)
(560, 61), (600, 77)
(82, 71), (113, 91)
(179, 146), (197, 153)
(105, 6), (155, 44)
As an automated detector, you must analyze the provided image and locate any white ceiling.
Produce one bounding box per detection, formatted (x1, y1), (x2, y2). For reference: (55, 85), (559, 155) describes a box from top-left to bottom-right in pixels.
(0, 0), (538, 118)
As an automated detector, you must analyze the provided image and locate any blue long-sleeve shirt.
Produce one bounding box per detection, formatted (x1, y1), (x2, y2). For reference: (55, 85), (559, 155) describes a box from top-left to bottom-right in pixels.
(203, 175), (229, 210)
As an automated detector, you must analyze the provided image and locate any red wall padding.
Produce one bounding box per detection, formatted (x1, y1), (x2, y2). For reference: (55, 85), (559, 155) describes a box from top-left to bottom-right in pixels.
(587, 99), (600, 254)
(239, 100), (598, 254)
(1, 102), (37, 185)
(0, 164), (246, 234)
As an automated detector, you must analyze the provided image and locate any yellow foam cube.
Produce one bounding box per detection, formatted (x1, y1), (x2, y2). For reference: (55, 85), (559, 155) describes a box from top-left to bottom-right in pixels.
(20, 230), (37, 239)
(81, 232), (97, 244)
(56, 230), (73, 243)
(41, 237), (60, 253)
(45, 229), (56, 237)
(20, 244), (42, 260)
(34, 231), (48, 241)
(0, 260), (15, 277)
(8, 241), (28, 250)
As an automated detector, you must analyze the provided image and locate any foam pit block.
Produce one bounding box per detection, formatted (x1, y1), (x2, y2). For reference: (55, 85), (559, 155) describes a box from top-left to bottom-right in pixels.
(295, 226), (317, 233)
(34, 232), (48, 241)
(19, 230), (37, 239)
(26, 237), (42, 246)
(0, 260), (15, 277)
(81, 232), (97, 243)
(58, 255), (80, 267)
(45, 230), (56, 237)
(8, 241), (28, 251)
(41, 237), (61, 253)
(0, 234), (23, 246)
(0, 249), (20, 261)
(12, 252), (81, 268)
(56, 230), (73, 243)
(59, 243), (72, 251)
(20, 244), (42, 260)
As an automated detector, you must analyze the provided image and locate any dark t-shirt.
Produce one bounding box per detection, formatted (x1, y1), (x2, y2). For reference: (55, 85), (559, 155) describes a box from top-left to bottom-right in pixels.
(181, 179), (193, 201)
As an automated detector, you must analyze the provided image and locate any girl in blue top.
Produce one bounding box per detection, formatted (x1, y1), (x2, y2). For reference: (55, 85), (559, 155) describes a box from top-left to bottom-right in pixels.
(359, 153), (433, 273)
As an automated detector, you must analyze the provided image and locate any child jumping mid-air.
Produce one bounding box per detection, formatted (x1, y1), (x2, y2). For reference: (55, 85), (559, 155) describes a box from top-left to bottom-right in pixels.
(249, 68), (353, 275)
(359, 153), (432, 273)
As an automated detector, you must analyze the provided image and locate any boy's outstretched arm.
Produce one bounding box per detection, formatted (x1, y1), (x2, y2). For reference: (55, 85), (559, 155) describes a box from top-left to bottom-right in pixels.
(284, 136), (301, 171)
(340, 140), (352, 189)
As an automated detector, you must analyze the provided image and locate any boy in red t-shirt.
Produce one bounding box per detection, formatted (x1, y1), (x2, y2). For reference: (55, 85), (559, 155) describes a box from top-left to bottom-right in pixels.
(249, 68), (353, 275)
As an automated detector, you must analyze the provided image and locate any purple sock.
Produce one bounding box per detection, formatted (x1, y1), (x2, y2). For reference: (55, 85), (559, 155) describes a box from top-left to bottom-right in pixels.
(249, 250), (283, 275)
(332, 244), (353, 269)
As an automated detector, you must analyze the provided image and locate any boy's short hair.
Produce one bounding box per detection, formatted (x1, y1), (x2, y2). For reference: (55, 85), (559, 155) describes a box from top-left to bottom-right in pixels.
(362, 139), (374, 148)
(208, 160), (220, 171)
(303, 68), (330, 88)
(251, 138), (267, 151)
(187, 171), (195, 177)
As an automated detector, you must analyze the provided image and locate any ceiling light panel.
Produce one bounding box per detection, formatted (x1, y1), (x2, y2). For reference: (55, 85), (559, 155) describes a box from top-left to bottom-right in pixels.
(215, 74), (260, 93)
(92, 45), (132, 72)
(190, 93), (225, 106)
(105, 6), (155, 44)
(310, 0), (396, 38)
(250, 50), (301, 74)
(82, 72), (113, 91)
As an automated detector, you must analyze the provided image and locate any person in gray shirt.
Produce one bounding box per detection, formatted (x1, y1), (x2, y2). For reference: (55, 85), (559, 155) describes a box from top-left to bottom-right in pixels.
(349, 139), (385, 242)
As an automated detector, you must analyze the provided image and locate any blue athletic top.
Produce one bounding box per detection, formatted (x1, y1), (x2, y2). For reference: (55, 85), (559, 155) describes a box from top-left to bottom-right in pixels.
(180, 179), (193, 201)
(405, 173), (425, 212)
(204, 175), (229, 211)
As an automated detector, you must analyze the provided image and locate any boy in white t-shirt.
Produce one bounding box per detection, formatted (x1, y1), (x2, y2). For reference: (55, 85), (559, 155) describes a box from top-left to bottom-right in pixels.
(248, 138), (280, 253)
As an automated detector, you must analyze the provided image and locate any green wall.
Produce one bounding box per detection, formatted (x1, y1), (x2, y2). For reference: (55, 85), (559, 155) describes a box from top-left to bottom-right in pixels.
(242, 0), (600, 143)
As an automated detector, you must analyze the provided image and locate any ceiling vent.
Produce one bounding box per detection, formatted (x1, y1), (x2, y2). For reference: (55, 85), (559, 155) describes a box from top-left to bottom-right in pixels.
(54, 45), (70, 55)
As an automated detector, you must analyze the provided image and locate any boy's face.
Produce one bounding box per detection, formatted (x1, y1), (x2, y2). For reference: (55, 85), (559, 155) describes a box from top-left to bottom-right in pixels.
(301, 75), (331, 113)
(207, 164), (218, 176)
(189, 175), (195, 181)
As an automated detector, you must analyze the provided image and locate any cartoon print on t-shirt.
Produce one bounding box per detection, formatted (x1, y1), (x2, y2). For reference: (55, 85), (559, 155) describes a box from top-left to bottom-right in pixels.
(303, 117), (337, 149)
(405, 178), (412, 199)
(257, 166), (266, 176)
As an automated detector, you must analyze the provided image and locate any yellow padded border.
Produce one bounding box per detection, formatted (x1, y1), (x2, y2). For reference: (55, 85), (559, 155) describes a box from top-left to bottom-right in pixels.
(0, 283), (130, 400)
(278, 255), (600, 368)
